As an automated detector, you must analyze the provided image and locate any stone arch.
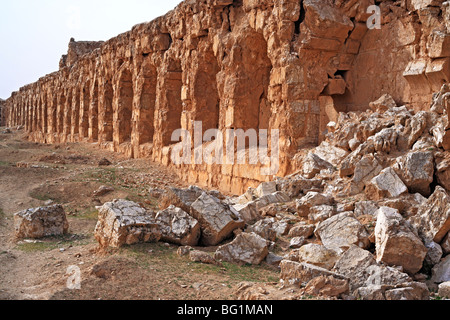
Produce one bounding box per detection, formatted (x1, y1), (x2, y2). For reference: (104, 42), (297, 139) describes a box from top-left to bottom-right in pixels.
(90, 79), (99, 141)
(133, 63), (157, 157)
(57, 93), (66, 134)
(51, 94), (57, 134)
(27, 98), (32, 132)
(65, 90), (73, 139)
(115, 68), (134, 145)
(81, 81), (91, 138)
(159, 57), (183, 147)
(187, 40), (220, 135)
(101, 80), (114, 142)
(218, 29), (272, 131)
(32, 97), (38, 133)
(42, 93), (48, 134)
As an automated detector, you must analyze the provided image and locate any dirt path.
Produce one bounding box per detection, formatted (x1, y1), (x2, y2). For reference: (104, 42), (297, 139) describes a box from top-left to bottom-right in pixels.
(0, 128), (279, 300)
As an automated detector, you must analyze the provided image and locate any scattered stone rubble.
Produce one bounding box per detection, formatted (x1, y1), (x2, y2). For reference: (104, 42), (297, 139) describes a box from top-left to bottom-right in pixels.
(12, 86), (450, 300)
(14, 205), (69, 239)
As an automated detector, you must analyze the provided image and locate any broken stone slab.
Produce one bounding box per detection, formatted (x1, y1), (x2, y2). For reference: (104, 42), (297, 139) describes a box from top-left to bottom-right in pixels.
(438, 281), (450, 298)
(254, 181), (277, 198)
(365, 167), (409, 200)
(155, 205), (201, 246)
(393, 151), (434, 196)
(354, 201), (380, 217)
(189, 250), (219, 266)
(280, 260), (347, 287)
(332, 245), (378, 291)
(363, 264), (413, 289)
(371, 127), (401, 154)
(402, 111), (428, 149)
(275, 175), (323, 198)
(231, 201), (261, 225)
(302, 152), (335, 179)
(191, 193), (245, 246)
(424, 241), (443, 268)
(265, 252), (283, 267)
(355, 281), (429, 300)
(289, 237), (306, 249)
(287, 244), (339, 270)
(214, 232), (269, 265)
(312, 141), (349, 167)
(369, 94), (397, 113)
(14, 205), (69, 239)
(308, 205), (336, 224)
(304, 275), (349, 298)
(412, 186), (450, 243)
(303, 0), (354, 39)
(431, 255), (450, 284)
(159, 186), (203, 213)
(231, 188), (256, 205)
(246, 218), (277, 242)
(254, 191), (290, 210)
(287, 223), (315, 238)
(272, 220), (290, 237)
(296, 191), (334, 217)
(349, 154), (383, 195)
(374, 207), (427, 274)
(94, 199), (161, 248)
(315, 212), (371, 253)
(385, 282), (430, 300)
(339, 140), (376, 177)
(332, 245), (416, 295)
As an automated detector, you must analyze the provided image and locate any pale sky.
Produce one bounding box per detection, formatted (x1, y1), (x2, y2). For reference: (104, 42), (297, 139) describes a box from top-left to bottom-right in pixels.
(0, 0), (183, 99)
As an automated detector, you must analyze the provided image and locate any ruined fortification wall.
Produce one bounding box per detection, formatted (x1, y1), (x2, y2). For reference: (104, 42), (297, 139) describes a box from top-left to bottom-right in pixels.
(0, 99), (4, 126)
(3, 0), (450, 194)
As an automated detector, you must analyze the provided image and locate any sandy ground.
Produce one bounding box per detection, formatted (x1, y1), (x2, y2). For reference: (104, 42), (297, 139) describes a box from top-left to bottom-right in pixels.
(0, 127), (280, 300)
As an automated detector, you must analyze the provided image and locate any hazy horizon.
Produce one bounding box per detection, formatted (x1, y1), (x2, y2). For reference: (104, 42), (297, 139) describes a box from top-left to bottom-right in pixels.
(0, 0), (182, 100)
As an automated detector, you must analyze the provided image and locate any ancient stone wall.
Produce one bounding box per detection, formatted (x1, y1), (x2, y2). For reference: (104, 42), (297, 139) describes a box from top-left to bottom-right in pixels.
(0, 99), (4, 126)
(3, 0), (450, 195)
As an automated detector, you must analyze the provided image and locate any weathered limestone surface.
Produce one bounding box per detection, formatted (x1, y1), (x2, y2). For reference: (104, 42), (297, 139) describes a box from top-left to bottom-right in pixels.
(3, 1), (449, 195)
(214, 232), (269, 265)
(14, 205), (69, 239)
(94, 199), (161, 248)
(314, 212), (371, 253)
(412, 186), (450, 243)
(155, 205), (201, 246)
(190, 193), (245, 246)
(374, 207), (427, 274)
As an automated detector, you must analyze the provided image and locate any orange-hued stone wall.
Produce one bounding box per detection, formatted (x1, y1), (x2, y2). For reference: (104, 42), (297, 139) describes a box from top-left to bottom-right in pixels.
(3, 0), (450, 195)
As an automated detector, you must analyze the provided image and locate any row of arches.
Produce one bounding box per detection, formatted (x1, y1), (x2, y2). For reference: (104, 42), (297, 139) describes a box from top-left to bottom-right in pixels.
(7, 28), (274, 162)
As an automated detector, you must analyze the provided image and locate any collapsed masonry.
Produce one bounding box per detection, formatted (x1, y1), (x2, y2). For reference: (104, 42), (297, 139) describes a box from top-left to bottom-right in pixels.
(2, 0), (450, 194)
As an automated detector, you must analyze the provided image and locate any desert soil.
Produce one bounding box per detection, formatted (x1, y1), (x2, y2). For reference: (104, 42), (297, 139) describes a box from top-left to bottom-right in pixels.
(0, 127), (280, 300)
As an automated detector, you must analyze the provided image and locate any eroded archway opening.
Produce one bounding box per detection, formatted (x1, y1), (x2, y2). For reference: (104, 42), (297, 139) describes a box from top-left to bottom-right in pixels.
(161, 59), (183, 147)
(116, 69), (133, 145)
(58, 94), (65, 134)
(51, 95), (57, 134)
(42, 95), (48, 134)
(90, 80), (99, 141)
(139, 69), (157, 145)
(103, 81), (114, 142)
(66, 91), (73, 138)
(190, 42), (220, 134)
(81, 81), (90, 138)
